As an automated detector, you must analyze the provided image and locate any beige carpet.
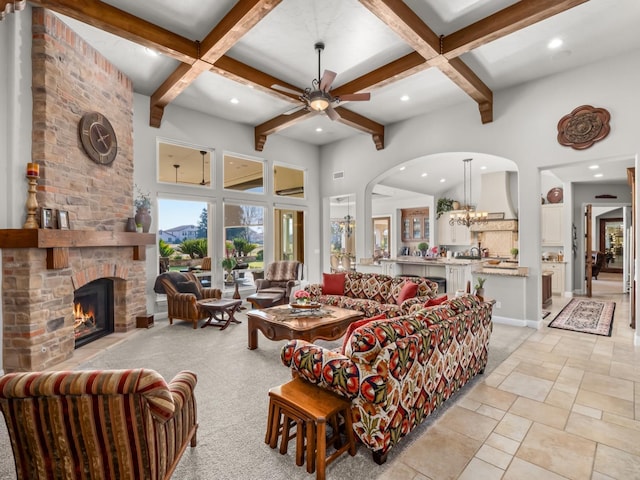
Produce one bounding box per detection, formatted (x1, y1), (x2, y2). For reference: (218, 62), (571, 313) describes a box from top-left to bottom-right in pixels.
(0, 314), (533, 479)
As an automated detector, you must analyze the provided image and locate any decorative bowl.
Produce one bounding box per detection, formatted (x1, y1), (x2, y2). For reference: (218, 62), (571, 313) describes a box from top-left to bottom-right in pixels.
(546, 187), (563, 204)
(289, 302), (321, 309)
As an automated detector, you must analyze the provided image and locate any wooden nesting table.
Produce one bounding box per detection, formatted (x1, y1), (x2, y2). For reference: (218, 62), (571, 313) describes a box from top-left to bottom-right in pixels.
(247, 304), (363, 350)
(197, 298), (243, 330)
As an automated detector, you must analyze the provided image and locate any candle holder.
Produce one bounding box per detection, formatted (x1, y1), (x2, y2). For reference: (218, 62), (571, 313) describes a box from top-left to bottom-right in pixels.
(23, 174), (39, 229)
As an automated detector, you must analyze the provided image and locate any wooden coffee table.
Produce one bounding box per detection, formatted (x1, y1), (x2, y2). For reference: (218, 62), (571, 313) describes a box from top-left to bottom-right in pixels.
(247, 304), (363, 350)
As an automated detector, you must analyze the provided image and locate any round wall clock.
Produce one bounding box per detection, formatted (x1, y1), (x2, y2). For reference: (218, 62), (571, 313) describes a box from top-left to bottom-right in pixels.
(79, 112), (118, 165)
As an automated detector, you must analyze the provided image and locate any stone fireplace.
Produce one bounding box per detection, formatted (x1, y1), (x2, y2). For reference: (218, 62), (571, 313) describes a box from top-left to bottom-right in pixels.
(0, 9), (154, 372)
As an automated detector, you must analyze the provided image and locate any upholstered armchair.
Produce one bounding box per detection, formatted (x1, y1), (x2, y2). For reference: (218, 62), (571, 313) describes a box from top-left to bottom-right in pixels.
(155, 272), (222, 328)
(0, 368), (198, 480)
(254, 261), (303, 303)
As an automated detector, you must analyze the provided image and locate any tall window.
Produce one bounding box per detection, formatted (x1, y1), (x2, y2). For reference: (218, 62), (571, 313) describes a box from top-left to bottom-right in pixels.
(224, 203), (265, 287)
(158, 199), (208, 272)
(274, 165), (304, 197)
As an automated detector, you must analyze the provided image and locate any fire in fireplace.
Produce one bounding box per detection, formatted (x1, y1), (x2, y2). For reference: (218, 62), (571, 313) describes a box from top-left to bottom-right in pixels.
(74, 278), (114, 348)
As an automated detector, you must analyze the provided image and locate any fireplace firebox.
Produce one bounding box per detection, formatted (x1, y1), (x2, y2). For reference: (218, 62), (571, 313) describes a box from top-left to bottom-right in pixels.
(74, 278), (114, 348)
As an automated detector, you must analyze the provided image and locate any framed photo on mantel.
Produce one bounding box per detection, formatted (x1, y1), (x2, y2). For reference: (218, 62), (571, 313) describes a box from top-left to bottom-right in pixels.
(40, 208), (53, 229)
(57, 210), (70, 230)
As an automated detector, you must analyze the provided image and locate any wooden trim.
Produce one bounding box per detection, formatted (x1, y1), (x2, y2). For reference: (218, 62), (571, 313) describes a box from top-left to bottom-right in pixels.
(0, 229), (155, 269)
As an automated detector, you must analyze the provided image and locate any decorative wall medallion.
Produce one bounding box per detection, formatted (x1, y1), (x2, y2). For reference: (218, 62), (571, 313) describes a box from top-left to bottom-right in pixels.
(79, 112), (118, 164)
(557, 105), (610, 150)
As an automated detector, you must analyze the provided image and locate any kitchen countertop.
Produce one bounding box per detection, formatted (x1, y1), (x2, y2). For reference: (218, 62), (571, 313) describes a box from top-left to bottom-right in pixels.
(380, 257), (483, 265)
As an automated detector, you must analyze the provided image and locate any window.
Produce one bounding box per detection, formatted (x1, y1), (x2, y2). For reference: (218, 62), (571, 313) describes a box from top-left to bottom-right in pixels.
(224, 154), (264, 193)
(274, 165), (304, 197)
(158, 198), (208, 272)
(157, 141), (212, 188)
(223, 203), (265, 288)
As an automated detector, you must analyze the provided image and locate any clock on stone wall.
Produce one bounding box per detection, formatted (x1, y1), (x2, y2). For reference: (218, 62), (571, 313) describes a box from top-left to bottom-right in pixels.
(79, 112), (118, 165)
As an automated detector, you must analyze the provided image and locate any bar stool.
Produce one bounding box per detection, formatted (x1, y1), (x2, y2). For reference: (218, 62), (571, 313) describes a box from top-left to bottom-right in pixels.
(266, 377), (356, 480)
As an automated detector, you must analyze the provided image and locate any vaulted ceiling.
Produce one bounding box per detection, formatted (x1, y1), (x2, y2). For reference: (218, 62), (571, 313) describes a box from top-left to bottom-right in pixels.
(2, 0), (639, 192)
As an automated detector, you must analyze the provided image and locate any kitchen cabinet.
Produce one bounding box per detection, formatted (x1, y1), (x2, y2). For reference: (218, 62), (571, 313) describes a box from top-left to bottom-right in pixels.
(401, 208), (430, 242)
(541, 204), (563, 246)
(446, 264), (472, 294)
(542, 261), (565, 295)
(438, 213), (471, 246)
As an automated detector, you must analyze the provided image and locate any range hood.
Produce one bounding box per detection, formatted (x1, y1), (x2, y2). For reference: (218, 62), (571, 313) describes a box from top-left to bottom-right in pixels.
(476, 171), (517, 220)
(471, 171), (518, 232)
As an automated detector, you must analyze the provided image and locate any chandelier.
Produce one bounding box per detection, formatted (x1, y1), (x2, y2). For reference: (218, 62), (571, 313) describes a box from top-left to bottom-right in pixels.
(449, 158), (488, 228)
(340, 196), (354, 238)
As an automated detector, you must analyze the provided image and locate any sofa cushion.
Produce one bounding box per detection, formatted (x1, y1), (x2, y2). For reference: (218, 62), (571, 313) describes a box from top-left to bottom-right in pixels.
(323, 272), (346, 295)
(347, 319), (410, 363)
(175, 280), (202, 299)
(396, 281), (418, 305)
(341, 313), (387, 354)
(425, 295), (448, 308)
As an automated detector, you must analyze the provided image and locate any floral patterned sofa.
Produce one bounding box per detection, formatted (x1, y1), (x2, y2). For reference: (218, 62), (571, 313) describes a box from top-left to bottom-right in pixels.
(281, 294), (492, 464)
(305, 272), (439, 317)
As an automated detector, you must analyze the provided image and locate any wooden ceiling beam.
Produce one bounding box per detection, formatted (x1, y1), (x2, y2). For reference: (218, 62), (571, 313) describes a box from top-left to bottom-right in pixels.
(357, 0), (440, 60)
(149, 0), (280, 126)
(359, 0), (493, 123)
(212, 55), (300, 102)
(26, 0), (197, 62)
(254, 109), (314, 151)
(443, 0), (590, 59)
(335, 107), (385, 150)
(199, 0), (282, 64)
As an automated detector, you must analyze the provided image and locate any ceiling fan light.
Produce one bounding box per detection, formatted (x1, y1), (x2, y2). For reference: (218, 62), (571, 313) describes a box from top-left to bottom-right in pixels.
(308, 91), (330, 111)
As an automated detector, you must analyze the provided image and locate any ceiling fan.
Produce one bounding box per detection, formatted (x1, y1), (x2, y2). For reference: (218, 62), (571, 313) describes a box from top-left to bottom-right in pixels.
(273, 42), (370, 120)
(199, 150), (210, 186)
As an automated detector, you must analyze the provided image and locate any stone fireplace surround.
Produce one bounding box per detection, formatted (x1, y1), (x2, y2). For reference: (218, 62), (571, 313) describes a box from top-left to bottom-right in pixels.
(1, 9), (154, 373)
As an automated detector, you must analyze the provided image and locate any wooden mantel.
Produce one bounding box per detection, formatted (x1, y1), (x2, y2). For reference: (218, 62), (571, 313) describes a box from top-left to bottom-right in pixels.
(0, 229), (155, 269)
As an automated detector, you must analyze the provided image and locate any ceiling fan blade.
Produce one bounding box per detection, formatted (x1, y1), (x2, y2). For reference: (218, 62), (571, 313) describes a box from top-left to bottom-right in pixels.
(283, 104), (306, 115)
(338, 92), (371, 102)
(272, 84), (303, 96)
(319, 70), (336, 92)
(325, 105), (340, 121)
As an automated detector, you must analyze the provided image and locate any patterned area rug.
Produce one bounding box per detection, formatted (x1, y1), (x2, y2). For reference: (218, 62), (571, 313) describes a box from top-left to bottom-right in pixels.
(548, 298), (615, 336)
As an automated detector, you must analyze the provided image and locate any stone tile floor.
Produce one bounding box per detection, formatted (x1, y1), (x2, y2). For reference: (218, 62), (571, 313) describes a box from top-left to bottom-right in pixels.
(378, 280), (639, 479)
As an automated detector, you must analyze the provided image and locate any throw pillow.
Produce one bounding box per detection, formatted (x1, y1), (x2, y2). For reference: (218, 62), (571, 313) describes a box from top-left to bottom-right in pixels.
(396, 281), (418, 305)
(424, 295), (448, 308)
(175, 280), (202, 299)
(322, 272), (346, 295)
(341, 313), (387, 355)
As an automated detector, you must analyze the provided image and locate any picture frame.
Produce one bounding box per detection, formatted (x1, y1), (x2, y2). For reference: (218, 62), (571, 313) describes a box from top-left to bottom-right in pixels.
(57, 210), (70, 230)
(41, 208), (54, 229)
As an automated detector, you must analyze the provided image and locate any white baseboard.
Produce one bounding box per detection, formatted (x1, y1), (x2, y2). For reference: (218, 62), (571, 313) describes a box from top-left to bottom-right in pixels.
(492, 315), (538, 329)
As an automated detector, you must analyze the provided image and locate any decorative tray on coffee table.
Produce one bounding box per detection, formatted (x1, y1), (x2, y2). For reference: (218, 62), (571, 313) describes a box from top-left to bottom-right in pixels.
(289, 302), (322, 310)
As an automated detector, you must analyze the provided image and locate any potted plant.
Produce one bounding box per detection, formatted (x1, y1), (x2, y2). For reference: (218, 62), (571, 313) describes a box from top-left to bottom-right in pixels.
(221, 253), (237, 284)
(510, 247), (519, 260)
(474, 277), (486, 299)
(417, 242), (429, 256)
(436, 197), (454, 219)
(134, 184), (152, 233)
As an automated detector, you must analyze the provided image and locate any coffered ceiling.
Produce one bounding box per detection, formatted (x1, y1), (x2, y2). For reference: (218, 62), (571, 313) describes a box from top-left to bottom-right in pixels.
(3, 0), (639, 188)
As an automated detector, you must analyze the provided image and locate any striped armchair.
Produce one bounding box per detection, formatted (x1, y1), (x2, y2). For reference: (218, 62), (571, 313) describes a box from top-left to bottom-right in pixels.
(0, 368), (198, 480)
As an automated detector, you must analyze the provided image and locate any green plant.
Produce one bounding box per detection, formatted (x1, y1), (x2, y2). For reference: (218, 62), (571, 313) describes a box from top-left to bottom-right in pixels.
(474, 277), (486, 290)
(510, 247), (519, 257)
(178, 239), (204, 259)
(158, 239), (175, 258)
(134, 184), (151, 211)
(221, 256), (237, 272)
(417, 242), (429, 252)
(232, 238), (258, 256)
(436, 197), (454, 219)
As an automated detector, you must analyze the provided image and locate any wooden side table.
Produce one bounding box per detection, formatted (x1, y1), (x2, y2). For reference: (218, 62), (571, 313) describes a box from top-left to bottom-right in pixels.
(197, 299), (243, 330)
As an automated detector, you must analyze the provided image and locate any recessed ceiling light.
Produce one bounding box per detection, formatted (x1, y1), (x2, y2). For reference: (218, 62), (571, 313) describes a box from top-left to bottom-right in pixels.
(589, 165), (599, 170)
(144, 47), (158, 57)
(480, 165), (487, 170)
(421, 173), (427, 177)
(548, 38), (563, 49)
(400, 95), (410, 102)
(230, 98), (239, 104)
(315, 127), (323, 132)
(399, 166), (406, 171)
(594, 173), (603, 178)
(439, 178), (446, 183)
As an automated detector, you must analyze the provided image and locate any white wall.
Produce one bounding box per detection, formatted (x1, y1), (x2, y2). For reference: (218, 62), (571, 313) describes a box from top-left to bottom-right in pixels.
(318, 49), (640, 329)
